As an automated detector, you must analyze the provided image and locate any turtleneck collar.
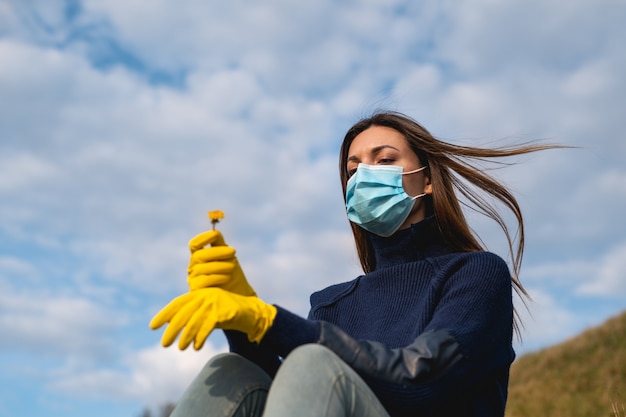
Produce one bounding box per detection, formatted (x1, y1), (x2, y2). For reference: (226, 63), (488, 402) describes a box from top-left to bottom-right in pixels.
(368, 215), (451, 270)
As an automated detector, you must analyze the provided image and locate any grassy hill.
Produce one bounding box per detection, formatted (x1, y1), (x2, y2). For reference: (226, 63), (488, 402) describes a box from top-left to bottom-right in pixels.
(506, 310), (626, 417)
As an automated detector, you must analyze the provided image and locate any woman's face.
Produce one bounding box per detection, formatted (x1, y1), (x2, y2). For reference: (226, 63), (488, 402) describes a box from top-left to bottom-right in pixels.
(347, 125), (432, 229)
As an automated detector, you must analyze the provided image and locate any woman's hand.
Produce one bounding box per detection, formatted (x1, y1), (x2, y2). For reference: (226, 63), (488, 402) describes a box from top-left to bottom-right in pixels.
(149, 288), (277, 350)
(187, 230), (256, 297)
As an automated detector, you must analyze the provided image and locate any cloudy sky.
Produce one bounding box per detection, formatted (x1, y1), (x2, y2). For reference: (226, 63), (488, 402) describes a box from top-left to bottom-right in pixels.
(1, 0), (625, 416)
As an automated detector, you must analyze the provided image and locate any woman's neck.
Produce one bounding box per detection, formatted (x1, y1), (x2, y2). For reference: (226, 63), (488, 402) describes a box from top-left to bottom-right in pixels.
(368, 216), (450, 269)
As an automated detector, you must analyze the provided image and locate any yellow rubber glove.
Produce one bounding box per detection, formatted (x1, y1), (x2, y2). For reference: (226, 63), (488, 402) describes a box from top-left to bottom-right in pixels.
(187, 230), (256, 296)
(149, 288), (277, 350)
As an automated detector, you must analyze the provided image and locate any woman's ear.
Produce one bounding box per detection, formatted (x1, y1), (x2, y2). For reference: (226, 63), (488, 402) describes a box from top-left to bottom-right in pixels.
(424, 175), (433, 195)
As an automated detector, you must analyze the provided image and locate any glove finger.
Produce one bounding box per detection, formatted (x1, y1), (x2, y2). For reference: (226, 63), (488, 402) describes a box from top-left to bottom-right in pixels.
(193, 326), (216, 350)
(178, 302), (206, 350)
(188, 274), (231, 291)
(189, 230), (226, 252)
(161, 296), (204, 347)
(194, 304), (219, 350)
(188, 261), (235, 279)
(189, 247), (236, 268)
(149, 292), (195, 330)
(178, 308), (203, 350)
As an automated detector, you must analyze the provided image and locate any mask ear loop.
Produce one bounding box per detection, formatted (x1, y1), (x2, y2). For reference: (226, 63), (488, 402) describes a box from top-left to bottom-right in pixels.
(402, 166), (428, 200)
(401, 166), (428, 176)
(408, 192), (425, 200)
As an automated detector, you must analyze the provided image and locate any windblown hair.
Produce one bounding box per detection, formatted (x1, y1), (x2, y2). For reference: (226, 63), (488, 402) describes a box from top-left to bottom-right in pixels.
(339, 111), (560, 334)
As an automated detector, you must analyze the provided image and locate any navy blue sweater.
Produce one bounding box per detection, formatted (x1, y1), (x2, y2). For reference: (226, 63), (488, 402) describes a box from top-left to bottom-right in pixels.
(227, 216), (515, 416)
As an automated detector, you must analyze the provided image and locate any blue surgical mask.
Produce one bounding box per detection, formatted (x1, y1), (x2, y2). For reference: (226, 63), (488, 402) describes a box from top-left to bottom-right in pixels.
(345, 163), (427, 237)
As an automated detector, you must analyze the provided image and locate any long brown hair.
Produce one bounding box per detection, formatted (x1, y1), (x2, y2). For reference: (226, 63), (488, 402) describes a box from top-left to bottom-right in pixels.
(340, 111), (560, 333)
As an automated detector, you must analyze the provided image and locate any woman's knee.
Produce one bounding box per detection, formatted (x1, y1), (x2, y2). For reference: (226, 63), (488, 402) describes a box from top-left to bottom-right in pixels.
(197, 352), (241, 377)
(286, 343), (338, 365)
(265, 345), (389, 416)
(278, 344), (347, 381)
(204, 352), (247, 370)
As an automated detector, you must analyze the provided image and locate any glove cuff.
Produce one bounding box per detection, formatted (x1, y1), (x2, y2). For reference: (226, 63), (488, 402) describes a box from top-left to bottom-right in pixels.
(247, 299), (277, 344)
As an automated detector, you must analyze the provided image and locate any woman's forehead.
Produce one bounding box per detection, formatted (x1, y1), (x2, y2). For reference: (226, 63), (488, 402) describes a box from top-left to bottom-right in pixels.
(348, 126), (409, 154)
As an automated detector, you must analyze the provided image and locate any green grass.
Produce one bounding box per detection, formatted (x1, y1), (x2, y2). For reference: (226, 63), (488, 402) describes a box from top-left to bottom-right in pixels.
(506, 310), (626, 417)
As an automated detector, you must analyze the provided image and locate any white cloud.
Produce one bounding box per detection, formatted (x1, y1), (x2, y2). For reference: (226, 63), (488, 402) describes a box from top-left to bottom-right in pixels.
(79, 0), (345, 78)
(244, 227), (363, 315)
(436, 0), (625, 76)
(577, 242), (626, 297)
(529, 169), (626, 244)
(68, 234), (190, 293)
(0, 256), (39, 281)
(522, 240), (626, 298)
(561, 59), (615, 98)
(514, 288), (579, 353)
(0, 290), (125, 361)
(50, 342), (224, 407)
(598, 169), (626, 198)
(0, 152), (62, 192)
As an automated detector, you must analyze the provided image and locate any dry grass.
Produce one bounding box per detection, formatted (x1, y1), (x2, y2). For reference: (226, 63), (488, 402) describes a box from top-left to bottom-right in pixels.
(506, 310), (626, 417)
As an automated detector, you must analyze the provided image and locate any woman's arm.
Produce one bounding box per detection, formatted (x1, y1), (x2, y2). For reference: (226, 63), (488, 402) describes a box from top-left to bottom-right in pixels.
(260, 252), (515, 412)
(224, 330), (282, 377)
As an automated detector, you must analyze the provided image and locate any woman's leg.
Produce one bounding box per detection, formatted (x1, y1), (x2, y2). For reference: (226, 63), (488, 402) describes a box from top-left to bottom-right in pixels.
(262, 344), (390, 417)
(170, 352), (272, 417)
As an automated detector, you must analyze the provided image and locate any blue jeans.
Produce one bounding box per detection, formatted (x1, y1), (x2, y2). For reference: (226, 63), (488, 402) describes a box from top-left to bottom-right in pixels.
(170, 344), (391, 417)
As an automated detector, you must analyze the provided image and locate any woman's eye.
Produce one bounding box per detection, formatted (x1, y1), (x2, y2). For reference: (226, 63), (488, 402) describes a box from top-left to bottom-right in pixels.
(347, 168), (357, 178)
(378, 158), (395, 165)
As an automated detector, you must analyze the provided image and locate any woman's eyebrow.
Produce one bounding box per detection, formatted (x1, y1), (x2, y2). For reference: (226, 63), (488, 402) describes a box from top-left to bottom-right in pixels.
(348, 144), (401, 162)
(371, 145), (400, 154)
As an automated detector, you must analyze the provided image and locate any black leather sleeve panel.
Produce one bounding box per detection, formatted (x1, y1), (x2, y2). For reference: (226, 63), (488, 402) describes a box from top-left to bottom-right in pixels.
(318, 321), (464, 385)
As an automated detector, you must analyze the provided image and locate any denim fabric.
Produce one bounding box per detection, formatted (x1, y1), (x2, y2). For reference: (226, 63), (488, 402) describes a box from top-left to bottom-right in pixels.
(169, 345), (390, 417)
(263, 344), (390, 417)
(170, 353), (271, 417)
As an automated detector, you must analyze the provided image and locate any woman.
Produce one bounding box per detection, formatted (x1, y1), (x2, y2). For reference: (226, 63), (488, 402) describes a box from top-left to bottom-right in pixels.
(150, 111), (557, 417)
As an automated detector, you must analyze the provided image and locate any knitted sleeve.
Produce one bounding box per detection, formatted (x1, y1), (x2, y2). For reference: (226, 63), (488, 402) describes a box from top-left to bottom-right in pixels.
(224, 330), (282, 377)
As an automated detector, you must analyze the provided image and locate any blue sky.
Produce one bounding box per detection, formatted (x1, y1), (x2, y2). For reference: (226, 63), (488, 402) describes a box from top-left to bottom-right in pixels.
(1, 0), (625, 416)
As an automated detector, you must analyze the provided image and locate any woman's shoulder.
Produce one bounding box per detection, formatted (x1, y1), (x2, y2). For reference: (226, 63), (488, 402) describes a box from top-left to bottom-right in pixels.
(309, 277), (360, 309)
(429, 250), (511, 279)
(431, 249), (507, 264)
(463, 250), (508, 265)
(428, 251), (513, 305)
